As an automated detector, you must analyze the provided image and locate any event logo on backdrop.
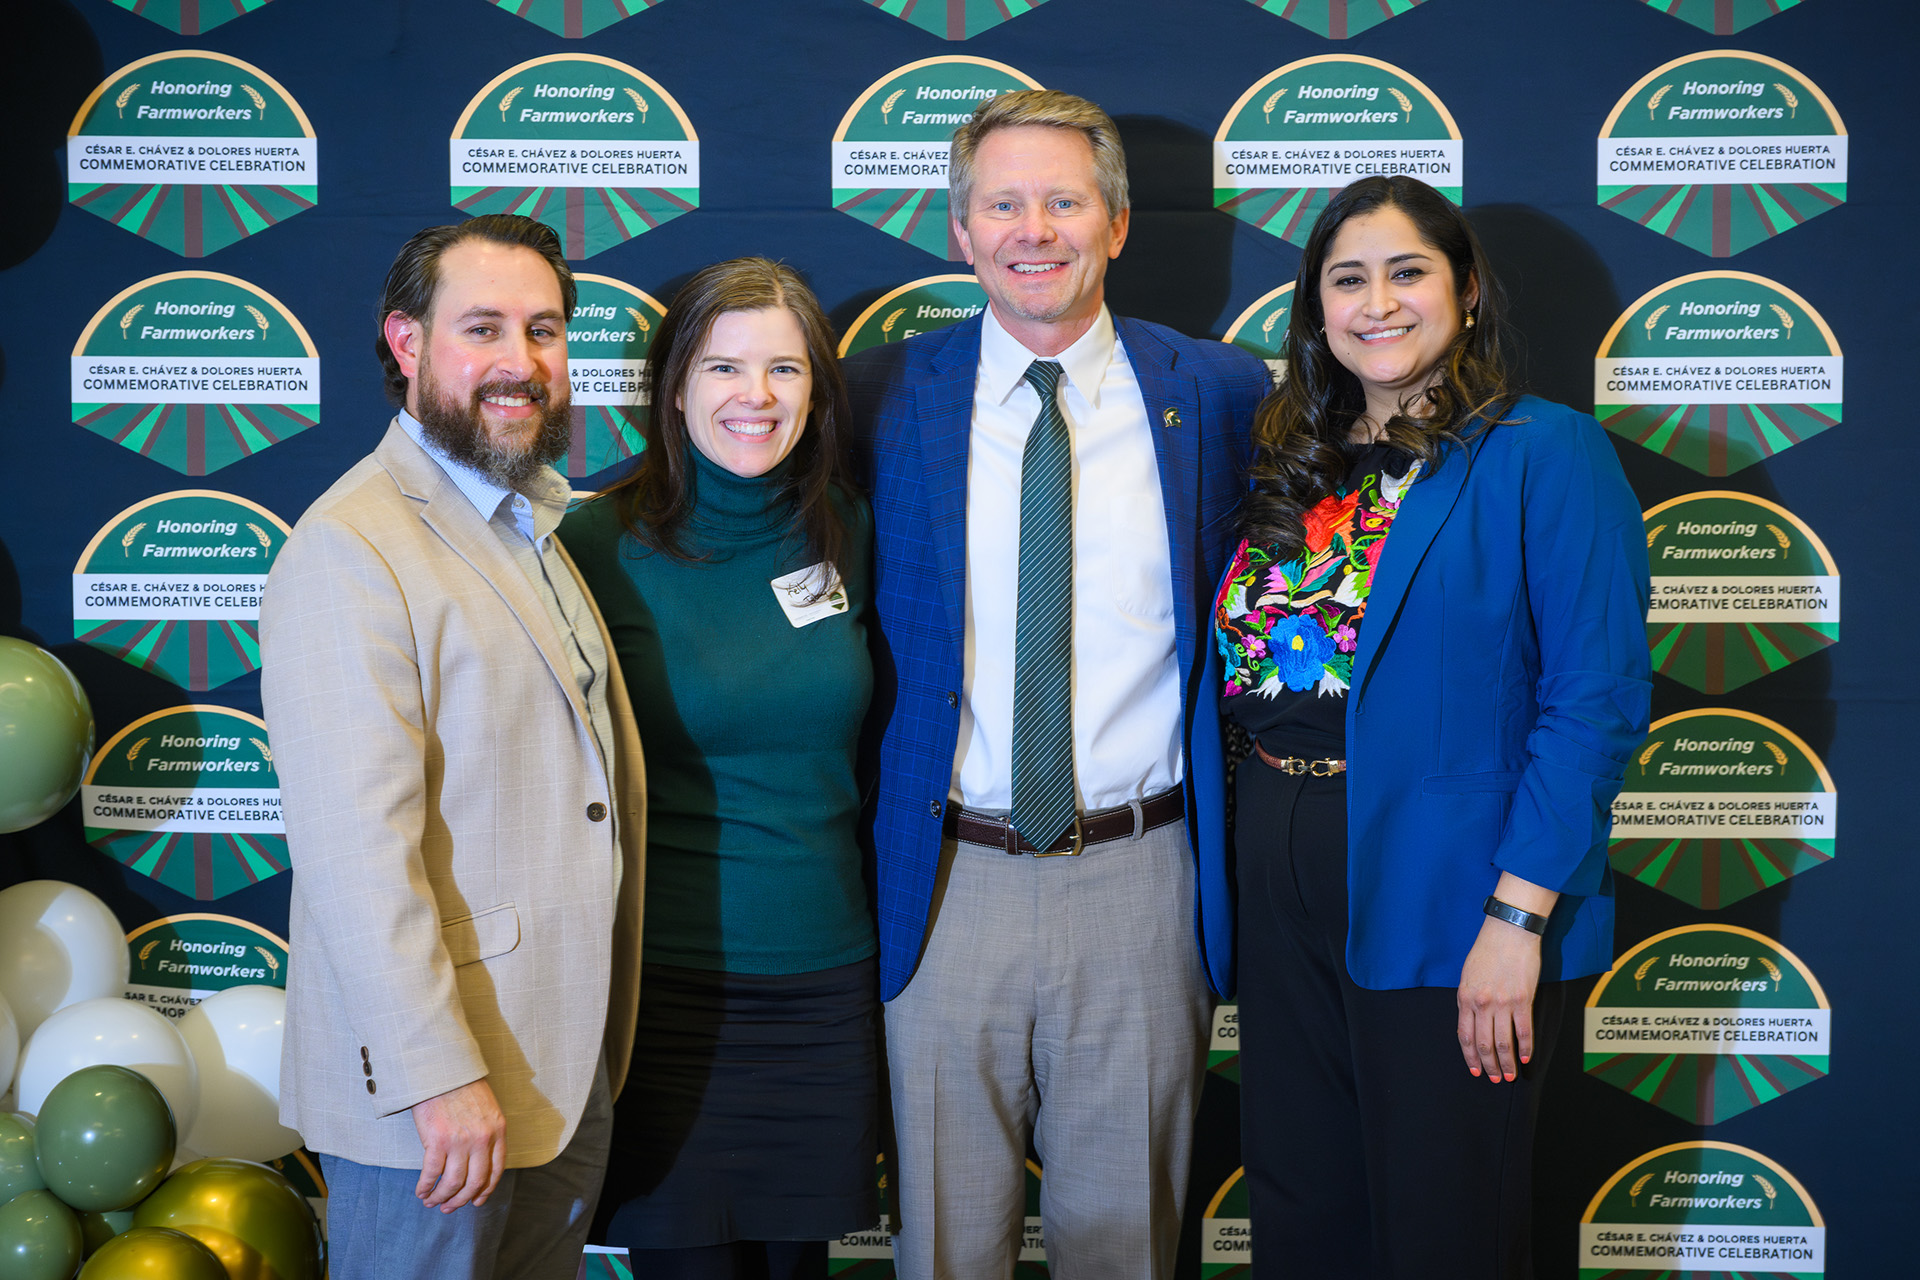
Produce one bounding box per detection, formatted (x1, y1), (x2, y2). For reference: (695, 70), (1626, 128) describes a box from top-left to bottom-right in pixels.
(81, 706), (287, 901)
(71, 272), (320, 475)
(68, 52), (317, 257)
(1585, 925), (1829, 1124)
(863, 0), (1052, 40)
(1241, 0), (1425, 38)
(838, 274), (987, 357)
(1201, 1168), (1251, 1276)
(1208, 1001), (1241, 1083)
(1598, 51), (1846, 257)
(579, 1247), (631, 1278)
(1639, 0), (1807, 35)
(1020, 1160), (1048, 1271)
(1223, 282), (1294, 384)
(1215, 57), (1461, 248)
(106, 0), (276, 34)
(832, 58), (1044, 261)
(563, 273), (664, 478)
(451, 54), (699, 260)
(1595, 271), (1841, 476)
(1579, 1142), (1823, 1276)
(124, 914), (288, 1019)
(480, 0), (665, 38)
(1611, 709), (1834, 908)
(73, 491), (290, 691)
(828, 1154), (892, 1273)
(1643, 492), (1838, 693)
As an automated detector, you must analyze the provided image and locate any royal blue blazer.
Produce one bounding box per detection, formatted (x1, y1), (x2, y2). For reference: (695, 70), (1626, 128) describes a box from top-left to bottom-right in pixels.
(844, 313), (1269, 1001)
(1333, 395), (1653, 989)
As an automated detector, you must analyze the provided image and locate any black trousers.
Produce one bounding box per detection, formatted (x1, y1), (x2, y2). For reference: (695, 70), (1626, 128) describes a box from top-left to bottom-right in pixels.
(1235, 763), (1563, 1280)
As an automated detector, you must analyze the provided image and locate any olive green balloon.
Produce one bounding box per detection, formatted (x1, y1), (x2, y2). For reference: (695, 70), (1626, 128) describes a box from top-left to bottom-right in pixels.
(1, 1113), (47, 1203)
(77, 1210), (135, 1255)
(132, 1159), (322, 1280)
(34, 1066), (176, 1212)
(0, 1188), (84, 1280)
(0, 637), (95, 834)
(78, 1227), (226, 1280)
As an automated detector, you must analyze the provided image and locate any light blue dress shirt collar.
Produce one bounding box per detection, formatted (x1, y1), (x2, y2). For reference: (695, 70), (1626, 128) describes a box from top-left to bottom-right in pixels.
(395, 409), (566, 545)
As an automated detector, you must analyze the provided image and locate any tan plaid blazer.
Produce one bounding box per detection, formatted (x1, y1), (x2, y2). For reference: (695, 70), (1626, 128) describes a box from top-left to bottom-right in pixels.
(260, 422), (644, 1169)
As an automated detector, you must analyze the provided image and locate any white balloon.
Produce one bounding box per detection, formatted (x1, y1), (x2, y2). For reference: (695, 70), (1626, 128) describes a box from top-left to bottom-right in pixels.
(13, 996), (199, 1135)
(0, 881), (131, 1048)
(0, 991), (16, 1096)
(176, 986), (301, 1161)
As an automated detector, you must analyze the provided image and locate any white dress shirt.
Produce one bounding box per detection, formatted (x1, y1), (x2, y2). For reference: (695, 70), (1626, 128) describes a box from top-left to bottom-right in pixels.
(952, 305), (1183, 811)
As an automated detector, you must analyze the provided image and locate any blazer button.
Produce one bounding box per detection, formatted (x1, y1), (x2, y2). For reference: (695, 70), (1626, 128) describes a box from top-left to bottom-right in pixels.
(946, 691), (958, 708)
(366, 1079), (377, 1095)
(363, 1060), (372, 1077)
(587, 802), (608, 822)
(360, 1046), (369, 1060)
(929, 800), (942, 817)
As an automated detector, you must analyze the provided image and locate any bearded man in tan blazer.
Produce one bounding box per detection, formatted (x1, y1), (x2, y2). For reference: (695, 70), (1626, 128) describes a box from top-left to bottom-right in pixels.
(260, 214), (644, 1280)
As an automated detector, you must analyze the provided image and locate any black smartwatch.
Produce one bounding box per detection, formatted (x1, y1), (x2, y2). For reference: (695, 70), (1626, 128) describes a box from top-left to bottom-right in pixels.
(1483, 895), (1548, 936)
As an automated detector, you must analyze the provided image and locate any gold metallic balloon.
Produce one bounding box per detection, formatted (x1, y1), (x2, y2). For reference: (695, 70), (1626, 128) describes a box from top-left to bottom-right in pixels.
(130, 1159), (321, 1280)
(78, 1226), (227, 1280)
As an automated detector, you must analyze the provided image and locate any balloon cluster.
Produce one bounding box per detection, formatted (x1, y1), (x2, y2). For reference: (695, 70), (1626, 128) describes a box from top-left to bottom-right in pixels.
(0, 1065), (321, 1280)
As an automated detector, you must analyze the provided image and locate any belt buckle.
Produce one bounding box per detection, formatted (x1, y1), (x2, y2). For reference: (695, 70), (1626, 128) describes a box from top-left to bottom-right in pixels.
(1310, 758), (1341, 777)
(1033, 814), (1085, 857)
(1280, 756), (1308, 775)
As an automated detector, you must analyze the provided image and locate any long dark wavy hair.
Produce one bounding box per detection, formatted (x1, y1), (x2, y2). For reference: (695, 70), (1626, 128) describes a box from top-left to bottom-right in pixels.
(601, 257), (856, 575)
(1239, 176), (1517, 559)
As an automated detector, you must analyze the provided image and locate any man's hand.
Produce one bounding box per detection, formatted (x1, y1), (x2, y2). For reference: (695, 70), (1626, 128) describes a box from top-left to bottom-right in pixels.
(411, 1079), (507, 1211)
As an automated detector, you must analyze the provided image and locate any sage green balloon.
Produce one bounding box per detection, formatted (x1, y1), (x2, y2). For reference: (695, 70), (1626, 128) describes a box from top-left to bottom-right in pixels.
(78, 1226), (225, 1280)
(132, 1159), (322, 1280)
(34, 1066), (176, 1213)
(0, 637), (95, 834)
(0, 1188), (84, 1280)
(77, 1210), (135, 1255)
(1, 1113), (47, 1204)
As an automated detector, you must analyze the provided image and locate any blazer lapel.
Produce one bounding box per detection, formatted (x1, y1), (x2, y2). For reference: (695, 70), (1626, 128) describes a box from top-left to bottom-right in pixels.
(1350, 430), (1487, 706)
(375, 423), (592, 729)
(916, 318), (984, 641)
(1118, 317), (1204, 684)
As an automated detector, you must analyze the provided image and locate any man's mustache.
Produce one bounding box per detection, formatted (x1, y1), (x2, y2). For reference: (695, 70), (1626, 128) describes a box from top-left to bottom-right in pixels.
(473, 379), (551, 405)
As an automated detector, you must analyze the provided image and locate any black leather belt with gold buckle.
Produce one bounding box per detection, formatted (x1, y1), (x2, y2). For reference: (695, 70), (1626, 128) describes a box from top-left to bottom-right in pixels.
(944, 787), (1185, 856)
(1253, 741), (1348, 777)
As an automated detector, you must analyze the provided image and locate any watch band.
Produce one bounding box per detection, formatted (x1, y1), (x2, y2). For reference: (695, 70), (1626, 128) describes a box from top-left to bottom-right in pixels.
(1483, 894), (1549, 936)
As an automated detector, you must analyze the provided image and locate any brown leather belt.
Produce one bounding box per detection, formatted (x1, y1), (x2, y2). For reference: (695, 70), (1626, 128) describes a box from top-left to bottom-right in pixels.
(1252, 742), (1348, 776)
(945, 787), (1185, 856)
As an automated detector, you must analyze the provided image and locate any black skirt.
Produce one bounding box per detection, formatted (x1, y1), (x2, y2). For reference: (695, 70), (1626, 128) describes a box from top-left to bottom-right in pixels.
(597, 955), (880, 1248)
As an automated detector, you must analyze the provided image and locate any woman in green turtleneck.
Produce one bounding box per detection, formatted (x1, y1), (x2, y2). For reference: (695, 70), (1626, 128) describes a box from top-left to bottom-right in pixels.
(559, 258), (875, 1279)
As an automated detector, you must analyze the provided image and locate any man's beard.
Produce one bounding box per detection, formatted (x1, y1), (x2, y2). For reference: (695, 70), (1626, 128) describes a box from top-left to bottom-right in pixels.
(414, 365), (571, 494)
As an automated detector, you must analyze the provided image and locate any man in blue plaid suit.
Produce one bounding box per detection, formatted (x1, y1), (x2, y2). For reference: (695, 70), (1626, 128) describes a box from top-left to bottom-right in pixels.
(843, 90), (1268, 1278)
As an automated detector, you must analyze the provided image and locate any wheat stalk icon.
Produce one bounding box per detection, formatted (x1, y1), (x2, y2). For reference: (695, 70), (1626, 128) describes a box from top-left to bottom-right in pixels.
(498, 86), (523, 122)
(115, 83), (139, 119)
(1753, 1173), (1778, 1208)
(249, 736), (273, 762)
(1633, 955), (1660, 989)
(1387, 88), (1413, 119)
(1772, 83), (1798, 119)
(1763, 741), (1789, 769)
(1758, 957), (1784, 991)
(121, 521), (147, 552)
(1644, 304), (1669, 338)
(127, 736), (151, 764)
(1262, 87), (1287, 124)
(1637, 740), (1663, 776)
(240, 84), (267, 119)
(138, 940), (160, 964)
(1262, 306), (1287, 339)
(1629, 1173), (1654, 1206)
(1648, 84), (1672, 121)
(1644, 523), (1665, 549)
(1765, 523), (1791, 551)
(624, 88), (648, 122)
(244, 305), (270, 334)
(245, 522), (272, 550)
(881, 89), (906, 124)
(120, 304), (144, 339)
(255, 946), (280, 973)
(623, 307), (647, 333)
(881, 308), (906, 341)
(1768, 304), (1794, 336)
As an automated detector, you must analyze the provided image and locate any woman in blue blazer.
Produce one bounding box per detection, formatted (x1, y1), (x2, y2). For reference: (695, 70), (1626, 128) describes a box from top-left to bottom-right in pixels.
(1213, 176), (1651, 1277)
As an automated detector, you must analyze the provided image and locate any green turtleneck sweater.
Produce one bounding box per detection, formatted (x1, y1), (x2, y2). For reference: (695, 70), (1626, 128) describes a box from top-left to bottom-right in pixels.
(560, 451), (875, 974)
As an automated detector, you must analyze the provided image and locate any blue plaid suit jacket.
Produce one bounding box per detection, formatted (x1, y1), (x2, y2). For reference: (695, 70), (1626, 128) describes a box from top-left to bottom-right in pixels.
(844, 312), (1268, 1001)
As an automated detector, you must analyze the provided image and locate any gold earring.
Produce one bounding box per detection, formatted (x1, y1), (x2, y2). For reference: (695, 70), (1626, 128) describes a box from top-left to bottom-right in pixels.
(1464, 311), (1476, 329)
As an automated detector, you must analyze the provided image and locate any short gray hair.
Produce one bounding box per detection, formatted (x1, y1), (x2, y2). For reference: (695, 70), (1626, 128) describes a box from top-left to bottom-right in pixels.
(948, 89), (1130, 224)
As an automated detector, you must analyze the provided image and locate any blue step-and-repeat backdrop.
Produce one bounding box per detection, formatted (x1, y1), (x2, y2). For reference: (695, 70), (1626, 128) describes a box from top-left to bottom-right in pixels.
(2, 0), (1913, 1274)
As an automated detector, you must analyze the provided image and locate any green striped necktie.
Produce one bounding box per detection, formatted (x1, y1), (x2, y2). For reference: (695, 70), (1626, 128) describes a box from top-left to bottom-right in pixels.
(1009, 359), (1076, 851)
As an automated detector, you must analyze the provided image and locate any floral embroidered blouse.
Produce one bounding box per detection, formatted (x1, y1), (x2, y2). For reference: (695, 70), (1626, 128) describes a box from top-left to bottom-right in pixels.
(1215, 442), (1420, 754)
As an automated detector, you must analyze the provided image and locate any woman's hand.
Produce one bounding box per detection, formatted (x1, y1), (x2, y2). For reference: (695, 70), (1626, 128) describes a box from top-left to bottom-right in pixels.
(1457, 872), (1557, 1082)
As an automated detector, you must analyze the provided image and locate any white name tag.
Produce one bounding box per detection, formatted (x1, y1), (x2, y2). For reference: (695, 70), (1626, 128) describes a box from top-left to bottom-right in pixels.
(770, 562), (849, 628)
